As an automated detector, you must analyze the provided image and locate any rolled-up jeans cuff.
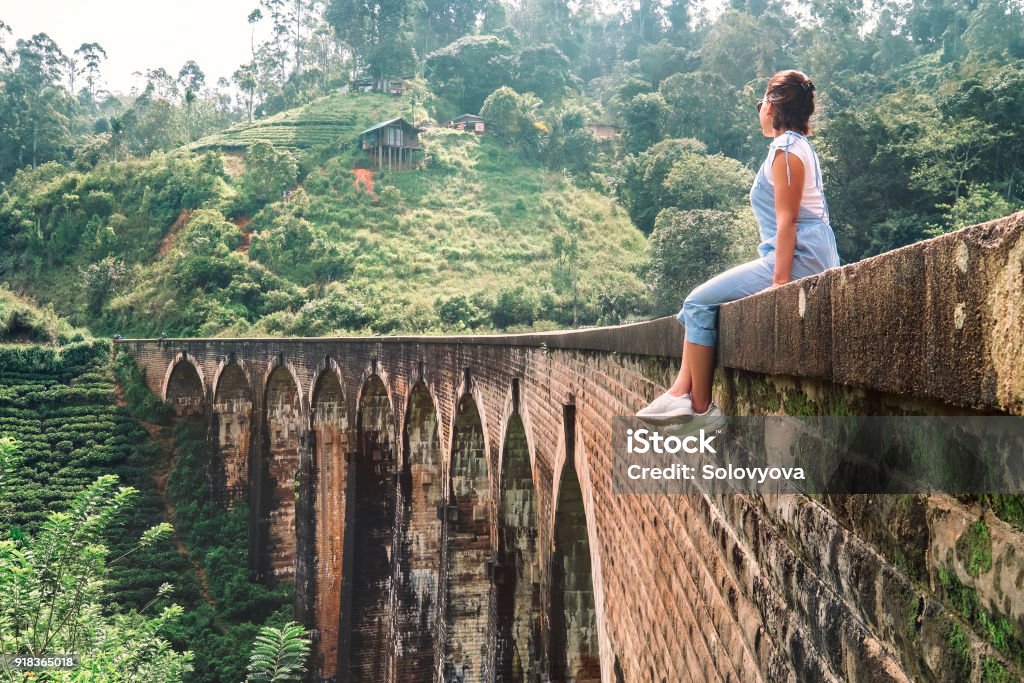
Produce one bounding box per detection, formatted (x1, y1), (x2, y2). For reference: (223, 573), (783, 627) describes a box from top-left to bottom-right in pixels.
(679, 305), (720, 344)
(683, 324), (717, 346)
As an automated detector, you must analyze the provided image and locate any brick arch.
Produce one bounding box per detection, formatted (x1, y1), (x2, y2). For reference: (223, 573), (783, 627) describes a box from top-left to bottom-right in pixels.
(496, 411), (541, 681)
(354, 361), (395, 411)
(495, 379), (537, 478)
(550, 400), (602, 682)
(211, 360), (253, 505)
(446, 372), (492, 469)
(394, 381), (442, 680)
(443, 390), (494, 681)
(162, 352), (206, 416)
(306, 358), (346, 427)
(211, 357), (251, 401)
(261, 358), (307, 417)
(340, 373), (398, 682)
(261, 362), (305, 582)
(309, 361), (350, 680)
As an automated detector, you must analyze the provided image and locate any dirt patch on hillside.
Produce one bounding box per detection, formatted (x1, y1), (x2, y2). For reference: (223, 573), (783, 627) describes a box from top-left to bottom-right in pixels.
(232, 216), (252, 254)
(157, 210), (193, 257)
(353, 168), (376, 197)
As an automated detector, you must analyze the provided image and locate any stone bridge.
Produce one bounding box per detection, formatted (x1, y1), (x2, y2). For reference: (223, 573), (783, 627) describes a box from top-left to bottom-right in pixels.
(116, 212), (1024, 683)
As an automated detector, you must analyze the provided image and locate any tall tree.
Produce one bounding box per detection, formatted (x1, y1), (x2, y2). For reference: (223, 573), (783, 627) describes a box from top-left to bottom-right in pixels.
(248, 8), (264, 63)
(73, 42), (107, 106)
(326, 0), (419, 88)
(426, 34), (515, 113)
(620, 91), (667, 155)
(7, 33), (73, 169)
(178, 60), (206, 143)
(234, 62), (260, 122)
(416, 0), (480, 55)
(261, 0), (292, 83)
(663, 0), (694, 47)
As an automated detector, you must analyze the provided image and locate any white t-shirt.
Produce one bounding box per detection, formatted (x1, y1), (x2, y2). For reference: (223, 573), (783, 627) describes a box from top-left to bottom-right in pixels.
(761, 132), (827, 220)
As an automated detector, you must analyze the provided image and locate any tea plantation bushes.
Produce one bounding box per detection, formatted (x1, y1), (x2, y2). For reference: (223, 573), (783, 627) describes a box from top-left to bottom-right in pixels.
(0, 342), (295, 683)
(0, 340), (117, 528)
(191, 92), (406, 153)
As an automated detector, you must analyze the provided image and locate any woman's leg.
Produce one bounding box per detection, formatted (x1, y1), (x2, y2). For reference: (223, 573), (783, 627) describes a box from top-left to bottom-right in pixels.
(666, 342), (714, 412)
(671, 256), (777, 407)
(684, 341), (716, 414)
(668, 343), (691, 397)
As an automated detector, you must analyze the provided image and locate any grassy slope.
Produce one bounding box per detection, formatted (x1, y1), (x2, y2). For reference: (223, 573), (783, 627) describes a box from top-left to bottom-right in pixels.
(1, 92), (649, 337)
(248, 127), (648, 333)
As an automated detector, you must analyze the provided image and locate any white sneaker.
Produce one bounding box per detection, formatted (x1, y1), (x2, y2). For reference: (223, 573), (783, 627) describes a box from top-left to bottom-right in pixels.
(636, 390), (693, 424)
(666, 400), (728, 436)
(688, 401), (729, 432)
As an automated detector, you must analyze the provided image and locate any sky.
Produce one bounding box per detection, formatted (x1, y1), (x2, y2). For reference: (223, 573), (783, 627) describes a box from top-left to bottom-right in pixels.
(1, 0), (270, 95)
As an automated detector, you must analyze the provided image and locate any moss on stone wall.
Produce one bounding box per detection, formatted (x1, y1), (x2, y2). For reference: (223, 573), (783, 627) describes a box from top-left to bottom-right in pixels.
(956, 520), (993, 577)
(983, 494), (1024, 531)
(947, 622), (973, 679)
(938, 564), (1024, 668)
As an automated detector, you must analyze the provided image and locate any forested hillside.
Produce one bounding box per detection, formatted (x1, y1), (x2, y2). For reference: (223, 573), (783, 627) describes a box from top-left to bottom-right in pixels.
(0, 101), (645, 337)
(2, 1), (1022, 339)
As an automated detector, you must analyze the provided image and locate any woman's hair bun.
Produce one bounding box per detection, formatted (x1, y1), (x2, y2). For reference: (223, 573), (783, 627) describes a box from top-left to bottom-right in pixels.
(767, 70), (816, 134)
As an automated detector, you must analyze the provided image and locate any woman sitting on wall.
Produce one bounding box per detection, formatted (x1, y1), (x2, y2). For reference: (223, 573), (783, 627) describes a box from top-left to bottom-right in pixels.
(637, 70), (840, 428)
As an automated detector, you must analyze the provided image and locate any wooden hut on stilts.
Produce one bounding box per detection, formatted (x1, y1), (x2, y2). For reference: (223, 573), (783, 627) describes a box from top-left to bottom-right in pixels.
(359, 117), (422, 171)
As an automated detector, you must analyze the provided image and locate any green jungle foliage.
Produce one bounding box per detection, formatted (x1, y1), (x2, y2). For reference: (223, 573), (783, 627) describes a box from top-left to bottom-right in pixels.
(0, 342), (291, 683)
(0, 104), (653, 336)
(245, 621), (311, 683)
(0, 459), (193, 683)
(1, 2), (1022, 331)
(0, 288), (87, 345)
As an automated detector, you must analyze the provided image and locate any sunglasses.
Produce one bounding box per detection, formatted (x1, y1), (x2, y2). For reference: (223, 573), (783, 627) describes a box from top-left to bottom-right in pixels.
(756, 97), (771, 113)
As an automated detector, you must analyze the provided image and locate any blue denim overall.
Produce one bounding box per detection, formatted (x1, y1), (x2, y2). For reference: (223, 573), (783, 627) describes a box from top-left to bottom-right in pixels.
(677, 131), (840, 346)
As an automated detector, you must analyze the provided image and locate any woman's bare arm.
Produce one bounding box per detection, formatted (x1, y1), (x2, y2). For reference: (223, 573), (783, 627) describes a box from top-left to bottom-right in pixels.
(770, 148), (805, 286)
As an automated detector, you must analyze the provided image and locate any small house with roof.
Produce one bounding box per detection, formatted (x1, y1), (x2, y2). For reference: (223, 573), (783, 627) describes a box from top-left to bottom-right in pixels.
(359, 117), (421, 170)
(447, 113), (485, 134)
(387, 76), (415, 95)
(586, 121), (620, 141)
(351, 78), (375, 93)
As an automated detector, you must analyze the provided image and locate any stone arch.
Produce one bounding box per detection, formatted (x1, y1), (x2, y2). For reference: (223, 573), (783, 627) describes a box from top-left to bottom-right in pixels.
(443, 391), (493, 681)
(445, 372), (491, 465)
(339, 373), (398, 682)
(496, 412), (540, 681)
(211, 361), (253, 506)
(163, 353), (205, 417)
(261, 362), (304, 582)
(310, 362), (350, 680)
(394, 381), (442, 680)
(550, 403), (601, 682)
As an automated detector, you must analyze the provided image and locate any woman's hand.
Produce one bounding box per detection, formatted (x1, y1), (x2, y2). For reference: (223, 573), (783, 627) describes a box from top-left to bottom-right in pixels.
(771, 146), (805, 285)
